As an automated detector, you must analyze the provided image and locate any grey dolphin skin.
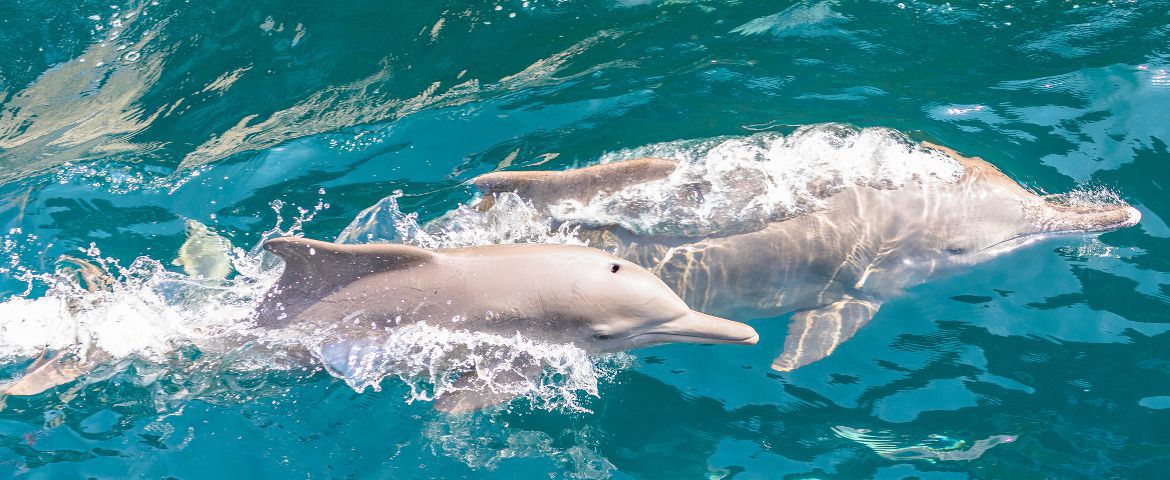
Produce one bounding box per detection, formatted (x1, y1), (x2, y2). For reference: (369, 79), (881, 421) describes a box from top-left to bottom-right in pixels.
(472, 143), (1142, 372)
(258, 237), (757, 411)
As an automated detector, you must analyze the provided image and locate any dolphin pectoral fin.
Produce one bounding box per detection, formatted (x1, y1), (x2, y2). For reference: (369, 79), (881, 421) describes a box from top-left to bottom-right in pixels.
(2, 347), (108, 396)
(772, 298), (880, 372)
(471, 157), (679, 210)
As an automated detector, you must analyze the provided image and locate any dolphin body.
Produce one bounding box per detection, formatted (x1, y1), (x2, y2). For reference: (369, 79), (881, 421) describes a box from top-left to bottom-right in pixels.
(256, 237), (759, 411)
(257, 237), (757, 350)
(472, 142), (1142, 371)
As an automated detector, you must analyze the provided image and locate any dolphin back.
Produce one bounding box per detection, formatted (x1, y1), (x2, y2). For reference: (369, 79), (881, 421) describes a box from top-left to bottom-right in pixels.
(256, 237), (434, 328)
(473, 157), (678, 210)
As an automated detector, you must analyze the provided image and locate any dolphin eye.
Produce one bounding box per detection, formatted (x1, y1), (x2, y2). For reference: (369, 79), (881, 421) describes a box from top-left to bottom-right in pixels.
(946, 246), (968, 255)
(593, 332), (613, 340)
(610, 263), (621, 273)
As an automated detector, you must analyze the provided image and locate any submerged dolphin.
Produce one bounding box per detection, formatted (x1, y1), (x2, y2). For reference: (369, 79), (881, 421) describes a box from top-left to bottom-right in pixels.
(472, 142), (1142, 371)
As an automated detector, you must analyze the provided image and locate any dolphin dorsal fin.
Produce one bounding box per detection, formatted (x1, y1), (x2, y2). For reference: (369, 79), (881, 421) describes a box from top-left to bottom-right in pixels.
(472, 157), (679, 210)
(257, 237), (434, 327)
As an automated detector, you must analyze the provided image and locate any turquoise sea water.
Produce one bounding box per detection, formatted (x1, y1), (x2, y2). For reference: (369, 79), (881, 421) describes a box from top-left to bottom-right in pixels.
(1, 0), (1169, 478)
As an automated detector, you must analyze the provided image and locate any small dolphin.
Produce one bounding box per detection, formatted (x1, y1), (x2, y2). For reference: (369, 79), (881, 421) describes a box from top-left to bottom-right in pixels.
(260, 237), (758, 411)
(472, 142), (1141, 371)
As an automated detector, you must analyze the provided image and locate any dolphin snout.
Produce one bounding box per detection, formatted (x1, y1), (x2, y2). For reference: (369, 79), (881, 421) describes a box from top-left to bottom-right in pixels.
(640, 310), (759, 346)
(1039, 195), (1141, 233)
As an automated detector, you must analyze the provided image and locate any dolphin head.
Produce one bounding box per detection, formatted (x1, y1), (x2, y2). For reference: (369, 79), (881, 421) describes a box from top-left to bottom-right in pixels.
(539, 247), (759, 353)
(921, 145), (1141, 265)
(955, 191), (1141, 259)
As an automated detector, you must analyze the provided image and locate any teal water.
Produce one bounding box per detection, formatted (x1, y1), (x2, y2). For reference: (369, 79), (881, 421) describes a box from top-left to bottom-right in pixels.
(1, 0), (1169, 478)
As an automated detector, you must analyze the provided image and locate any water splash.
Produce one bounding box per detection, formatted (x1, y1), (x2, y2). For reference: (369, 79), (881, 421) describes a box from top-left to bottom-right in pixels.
(1049, 185), (1126, 208)
(0, 246), (270, 362)
(547, 124), (964, 237)
(51, 161), (212, 195)
(308, 322), (630, 413)
(0, 197), (316, 408)
(338, 190), (585, 248)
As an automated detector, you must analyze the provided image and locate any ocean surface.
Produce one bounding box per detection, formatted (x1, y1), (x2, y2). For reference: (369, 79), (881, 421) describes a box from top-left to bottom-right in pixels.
(1, 0), (1169, 478)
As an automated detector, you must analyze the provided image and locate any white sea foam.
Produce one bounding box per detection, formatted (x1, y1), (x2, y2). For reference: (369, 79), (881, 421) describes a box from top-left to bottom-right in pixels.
(1054, 186), (1125, 208)
(548, 124), (965, 237)
(338, 189), (585, 248)
(0, 250), (271, 362)
(309, 322), (629, 412)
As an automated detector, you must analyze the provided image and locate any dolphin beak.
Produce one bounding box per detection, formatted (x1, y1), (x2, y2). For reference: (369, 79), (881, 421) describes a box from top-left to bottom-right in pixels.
(639, 310), (759, 346)
(1039, 195), (1142, 233)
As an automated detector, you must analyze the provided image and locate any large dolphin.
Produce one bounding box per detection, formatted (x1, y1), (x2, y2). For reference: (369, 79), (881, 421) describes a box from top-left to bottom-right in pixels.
(472, 142), (1142, 371)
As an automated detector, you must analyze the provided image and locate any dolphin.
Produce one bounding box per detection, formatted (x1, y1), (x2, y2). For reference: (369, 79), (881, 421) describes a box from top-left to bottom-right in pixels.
(471, 142), (1142, 371)
(258, 237), (757, 349)
(258, 237), (758, 411)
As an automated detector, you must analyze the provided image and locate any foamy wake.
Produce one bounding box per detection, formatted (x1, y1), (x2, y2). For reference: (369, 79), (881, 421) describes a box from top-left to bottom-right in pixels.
(0, 196), (614, 413)
(308, 322), (630, 412)
(0, 256), (265, 361)
(337, 189), (586, 248)
(548, 123), (965, 237)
